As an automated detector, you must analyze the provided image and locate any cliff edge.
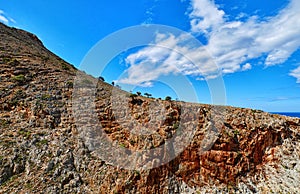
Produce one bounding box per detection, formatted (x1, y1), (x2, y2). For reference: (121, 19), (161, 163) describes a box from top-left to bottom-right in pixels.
(0, 23), (300, 193)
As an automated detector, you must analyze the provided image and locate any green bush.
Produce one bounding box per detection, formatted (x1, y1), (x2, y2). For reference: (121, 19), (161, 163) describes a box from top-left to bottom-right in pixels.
(66, 81), (73, 87)
(61, 63), (70, 70)
(12, 74), (25, 82)
(9, 98), (19, 107)
(36, 139), (48, 147)
(18, 129), (31, 138)
(16, 89), (25, 98)
(2, 57), (12, 63)
(233, 130), (240, 136)
(144, 93), (152, 98)
(119, 143), (126, 148)
(98, 76), (105, 81)
(130, 93), (138, 98)
(41, 94), (51, 100)
(165, 96), (172, 101)
(42, 56), (50, 62)
(0, 119), (9, 127)
(173, 122), (179, 129)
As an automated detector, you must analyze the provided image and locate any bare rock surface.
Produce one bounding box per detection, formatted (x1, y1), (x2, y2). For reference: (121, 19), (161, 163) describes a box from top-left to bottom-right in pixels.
(0, 22), (300, 193)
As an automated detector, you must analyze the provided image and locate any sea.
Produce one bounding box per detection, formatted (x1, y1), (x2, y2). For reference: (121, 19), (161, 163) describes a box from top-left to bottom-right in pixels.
(271, 112), (300, 118)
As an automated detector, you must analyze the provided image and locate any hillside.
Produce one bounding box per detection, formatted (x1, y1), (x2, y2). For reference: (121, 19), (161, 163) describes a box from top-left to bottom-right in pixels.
(0, 22), (300, 193)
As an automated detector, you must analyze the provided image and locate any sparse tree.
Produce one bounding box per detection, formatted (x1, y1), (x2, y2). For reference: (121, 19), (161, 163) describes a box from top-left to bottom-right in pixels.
(144, 93), (152, 98)
(111, 81), (115, 86)
(165, 96), (172, 101)
(98, 76), (105, 82)
(136, 91), (141, 96)
(130, 93), (137, 98)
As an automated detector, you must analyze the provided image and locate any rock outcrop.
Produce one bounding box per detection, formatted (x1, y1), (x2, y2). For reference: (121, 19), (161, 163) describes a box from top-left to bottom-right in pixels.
(0, 22), (300, 193)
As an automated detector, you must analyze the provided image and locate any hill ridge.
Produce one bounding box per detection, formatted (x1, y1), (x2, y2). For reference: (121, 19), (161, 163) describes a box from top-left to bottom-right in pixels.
(0, 23), (300, 193)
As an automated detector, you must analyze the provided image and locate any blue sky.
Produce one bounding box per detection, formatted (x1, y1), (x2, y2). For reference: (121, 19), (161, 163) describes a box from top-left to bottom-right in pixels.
(1, 0), (300, 112)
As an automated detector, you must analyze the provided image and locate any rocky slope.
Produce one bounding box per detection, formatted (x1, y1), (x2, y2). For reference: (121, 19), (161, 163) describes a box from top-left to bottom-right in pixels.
(0, 22), (300, 193)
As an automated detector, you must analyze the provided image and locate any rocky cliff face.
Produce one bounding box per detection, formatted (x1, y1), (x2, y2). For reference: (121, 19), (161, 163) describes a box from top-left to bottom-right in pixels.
(0, 23), (300, 193)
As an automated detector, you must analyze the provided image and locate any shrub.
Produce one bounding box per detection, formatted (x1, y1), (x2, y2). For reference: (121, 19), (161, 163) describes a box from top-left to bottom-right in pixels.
(61, 63), (70, 70)
(173, 122), (179, 129)
(0, 119), (9, 127)
(36, 139), (48, 147)
(42, 56), (50, 62)
(98, 76), (105, 82)
(165, 96), (172, 101)
(233, 130), (240, 136)
(119, 143), (126, 148)
(2, 57), (12, 63)
(41, 94), (51, 100)
(144, 93), (152, 98)
(12, 74), (25, 83)
(9, 59), (20, 66)
(134, 170), (140, 176)
(18, 129), (31, 138)
(130, 93), (137, 98)
(9, 98), (19, 107)
(66, 81), (73, 88)
(15, 89), (24, 98)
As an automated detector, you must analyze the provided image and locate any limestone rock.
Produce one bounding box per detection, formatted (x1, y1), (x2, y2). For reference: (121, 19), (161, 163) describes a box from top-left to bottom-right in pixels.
(0, 22), (300, 193)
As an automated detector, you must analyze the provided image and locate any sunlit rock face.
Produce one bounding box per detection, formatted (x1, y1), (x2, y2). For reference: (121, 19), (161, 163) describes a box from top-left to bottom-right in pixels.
(0, 22), (300, 193)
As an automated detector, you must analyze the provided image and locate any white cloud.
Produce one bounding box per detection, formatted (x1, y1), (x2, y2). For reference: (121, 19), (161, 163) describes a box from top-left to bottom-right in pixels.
(0, 10), (15, 24)
(189, 0), (225, 34)
(117, 33), (220, 86)
(241, 63), (252, 71)
(118, 0), (300, 86)
(191, 0), (300, 73)
(8, 17), (16, 24)
(142, 0), (159, 25)
(0, 15), (9, 23)
(290, 66), (300, 83)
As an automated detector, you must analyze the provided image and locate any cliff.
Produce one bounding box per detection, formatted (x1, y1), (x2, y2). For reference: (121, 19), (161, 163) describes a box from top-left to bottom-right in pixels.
(0, 22), (300, 193)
